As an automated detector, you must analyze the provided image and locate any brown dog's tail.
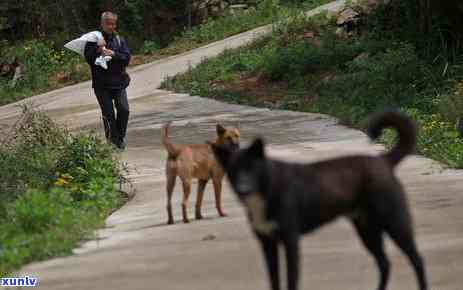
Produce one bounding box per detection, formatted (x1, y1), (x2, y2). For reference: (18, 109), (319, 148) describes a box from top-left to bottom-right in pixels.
(367, 110), (416, 167)
(161, 122), (181, 159)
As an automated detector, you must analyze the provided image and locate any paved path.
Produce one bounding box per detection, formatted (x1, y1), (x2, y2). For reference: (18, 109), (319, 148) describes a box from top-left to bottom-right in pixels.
(1, 1), (462, 289)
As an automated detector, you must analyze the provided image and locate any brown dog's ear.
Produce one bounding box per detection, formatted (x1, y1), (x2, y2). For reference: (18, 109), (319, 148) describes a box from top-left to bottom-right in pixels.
(247, 138), (265, 159)
(211, 144), (231, 168)
(216, 124), (226, 136)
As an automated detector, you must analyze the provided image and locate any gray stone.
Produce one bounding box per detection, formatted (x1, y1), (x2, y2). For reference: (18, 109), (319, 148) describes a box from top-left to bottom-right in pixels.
(336, 7), (360, 26)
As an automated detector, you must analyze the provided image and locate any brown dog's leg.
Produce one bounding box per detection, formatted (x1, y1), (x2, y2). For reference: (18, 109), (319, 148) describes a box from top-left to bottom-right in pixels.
(166, 167), (177, 225)
(181, 179), (192, 223)
(212, 178), (226, 217)
(195, 179), (208, 220)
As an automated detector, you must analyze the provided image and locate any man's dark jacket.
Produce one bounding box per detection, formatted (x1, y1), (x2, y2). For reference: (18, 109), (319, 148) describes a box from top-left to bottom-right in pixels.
(84, 32), (131, 89)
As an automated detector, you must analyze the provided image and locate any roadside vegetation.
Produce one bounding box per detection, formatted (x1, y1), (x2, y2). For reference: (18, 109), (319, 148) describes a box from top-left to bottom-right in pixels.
(0, 0), (333, 275)
(0, 106), (128, 275)
(162, 1), (463, 168)
(0, 0), (331, 106)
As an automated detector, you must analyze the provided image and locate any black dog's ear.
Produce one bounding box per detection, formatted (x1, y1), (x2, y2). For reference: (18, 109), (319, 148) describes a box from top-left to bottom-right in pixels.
(216, 124), (226, 136)
(211, 144), (231, 168)
(247, 138), (265, 159)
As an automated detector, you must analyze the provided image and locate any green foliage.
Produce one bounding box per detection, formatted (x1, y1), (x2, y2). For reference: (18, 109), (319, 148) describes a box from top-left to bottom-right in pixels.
(162, 6), (463, 168)
(0, 0), (325, 106)
(0, 106), (124, 275)
(363, 0), (463, 61)
(12, 188), (74, 234)
(318, 43), (441, 114)
(143, 40), (161, 54)
(0, 40), (88, 105)
(258, 0), (280, 19)
(166, 4), (293, 54)
(381, 108), (463, 168)
(1, 106), (68, 200)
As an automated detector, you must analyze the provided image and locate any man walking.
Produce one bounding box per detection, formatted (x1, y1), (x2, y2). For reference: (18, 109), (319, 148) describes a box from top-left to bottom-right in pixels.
(85, 12), (131, 149)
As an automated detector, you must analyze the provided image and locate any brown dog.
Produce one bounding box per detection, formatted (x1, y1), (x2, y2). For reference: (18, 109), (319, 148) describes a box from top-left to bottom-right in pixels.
(161, 122), (240, 224)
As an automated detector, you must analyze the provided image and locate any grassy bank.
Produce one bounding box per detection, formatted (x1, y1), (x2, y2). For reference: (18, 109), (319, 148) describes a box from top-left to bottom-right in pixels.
(144, 0), (333, 57)
(0, 0), (331, 106)
(161, 5), (463, 168)
(0, 107), (127, 275)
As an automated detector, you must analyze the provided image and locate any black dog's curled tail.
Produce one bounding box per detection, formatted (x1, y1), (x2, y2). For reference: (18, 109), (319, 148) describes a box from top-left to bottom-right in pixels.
(367, 110), (417, 167)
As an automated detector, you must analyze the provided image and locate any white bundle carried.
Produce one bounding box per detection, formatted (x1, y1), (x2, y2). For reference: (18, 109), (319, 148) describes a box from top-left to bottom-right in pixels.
(64, 31), (112, 69)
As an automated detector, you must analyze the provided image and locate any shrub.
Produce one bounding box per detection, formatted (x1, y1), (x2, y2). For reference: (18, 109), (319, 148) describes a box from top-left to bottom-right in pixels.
(380, 108), (463, 168)
(318, 42), (441, 114)
(142, 40), (161, 54)
(161, 5), (463, 169)
(0, 106), (124, 275)
(0, 41), (86, 105)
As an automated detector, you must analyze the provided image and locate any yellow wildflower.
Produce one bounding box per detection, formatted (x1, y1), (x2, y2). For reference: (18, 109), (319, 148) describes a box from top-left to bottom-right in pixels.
(53, 173), (73, 186)
(54, 178), (68, 186)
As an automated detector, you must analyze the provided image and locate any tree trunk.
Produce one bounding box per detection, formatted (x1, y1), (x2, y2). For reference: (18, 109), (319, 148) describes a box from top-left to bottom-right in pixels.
(187, 0), (192, 30)
(418, 0), (432, 35)
(9, 65), (21, 88)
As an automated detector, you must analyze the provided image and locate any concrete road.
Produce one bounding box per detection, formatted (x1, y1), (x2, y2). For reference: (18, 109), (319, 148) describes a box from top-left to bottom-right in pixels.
(1, 1), (462, 289)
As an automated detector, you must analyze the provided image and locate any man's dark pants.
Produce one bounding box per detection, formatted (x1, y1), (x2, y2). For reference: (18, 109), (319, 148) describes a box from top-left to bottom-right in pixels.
(94, 87), (129, 146)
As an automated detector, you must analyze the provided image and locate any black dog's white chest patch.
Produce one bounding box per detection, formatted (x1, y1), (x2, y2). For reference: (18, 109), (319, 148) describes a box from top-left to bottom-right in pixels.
(243, 193), (278, 236)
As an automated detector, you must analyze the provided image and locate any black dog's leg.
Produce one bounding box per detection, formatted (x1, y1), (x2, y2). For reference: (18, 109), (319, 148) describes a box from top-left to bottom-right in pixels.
(381, 186), (428, 290)
(352, 218), (390, 290)
(259, 236), (280, 290)
(386, 220), (427, 290)
(283, 235), (299, 290)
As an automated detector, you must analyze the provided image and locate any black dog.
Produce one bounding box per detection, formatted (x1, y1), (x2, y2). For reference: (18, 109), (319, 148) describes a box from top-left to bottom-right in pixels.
(212, 110), (427, 290)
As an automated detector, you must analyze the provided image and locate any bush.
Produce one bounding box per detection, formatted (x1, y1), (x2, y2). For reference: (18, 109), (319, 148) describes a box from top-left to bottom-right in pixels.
(437, 81), (463, 124)
(166, 5), (287, 54)
(142, 40), (161, 54)
(0, 41), (88, 105)
(0, 106), (67, 202)
(318, 42), (441, 114)
(380, 108), (463, 168)
(162, 5), (463, 169)
(1, 1), (328, 106)
(0, 106), (124, 275)
(13, 188), (74, 234)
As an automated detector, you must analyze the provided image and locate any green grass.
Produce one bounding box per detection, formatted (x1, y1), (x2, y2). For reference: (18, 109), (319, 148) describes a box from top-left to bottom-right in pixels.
(0, 40), (90, 106)
(0, 0), (331, 106)
(157, 0), (332, 55)
(161, 5), (463, 168)
(0, 106), (127, 275)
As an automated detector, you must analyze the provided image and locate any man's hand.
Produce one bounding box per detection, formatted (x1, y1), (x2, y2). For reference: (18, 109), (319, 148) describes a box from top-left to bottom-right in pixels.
(102, 48), (115, 57)
(97, 39), (106, 47)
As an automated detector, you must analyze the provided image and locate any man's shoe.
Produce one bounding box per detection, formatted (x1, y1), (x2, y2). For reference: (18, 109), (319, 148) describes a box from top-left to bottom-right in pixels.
(109, 137), (123, 151)
(111, 142), (121, 151)
(117, 137), (127, 150)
